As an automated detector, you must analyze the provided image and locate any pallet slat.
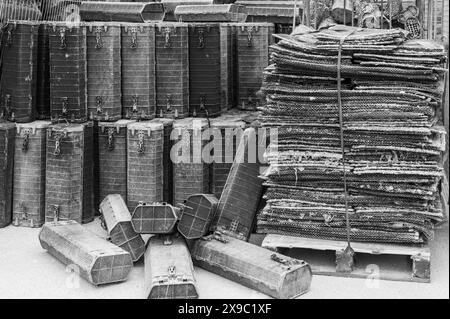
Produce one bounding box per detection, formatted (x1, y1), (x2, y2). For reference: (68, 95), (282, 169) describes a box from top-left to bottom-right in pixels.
(262, 234), (431, 283)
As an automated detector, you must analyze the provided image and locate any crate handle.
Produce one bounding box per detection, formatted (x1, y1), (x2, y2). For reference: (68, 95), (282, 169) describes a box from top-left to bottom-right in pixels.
(107, 128), (115, 151)
(397, 5), (422, 39)
(404, 18), (422, 39)
(94, 27), (103, 49)
(130, 27), (138, 49)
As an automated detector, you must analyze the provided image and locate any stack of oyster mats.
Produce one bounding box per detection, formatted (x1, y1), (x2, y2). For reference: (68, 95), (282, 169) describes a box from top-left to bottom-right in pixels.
(258, 25), (447, 245)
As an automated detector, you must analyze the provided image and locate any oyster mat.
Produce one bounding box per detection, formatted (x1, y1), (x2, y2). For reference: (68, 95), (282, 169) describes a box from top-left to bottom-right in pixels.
(258, 25), (447, 244)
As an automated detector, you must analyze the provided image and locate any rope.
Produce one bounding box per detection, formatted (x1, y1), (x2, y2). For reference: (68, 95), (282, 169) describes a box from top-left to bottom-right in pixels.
(336, 30), (356, 250)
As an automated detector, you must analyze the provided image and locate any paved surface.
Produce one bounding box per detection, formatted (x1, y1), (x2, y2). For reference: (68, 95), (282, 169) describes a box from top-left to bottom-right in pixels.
(0, 218), (448, 299)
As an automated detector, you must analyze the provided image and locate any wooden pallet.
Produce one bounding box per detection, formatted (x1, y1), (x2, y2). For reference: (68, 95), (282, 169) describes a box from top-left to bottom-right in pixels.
(261, 234), (431, 283)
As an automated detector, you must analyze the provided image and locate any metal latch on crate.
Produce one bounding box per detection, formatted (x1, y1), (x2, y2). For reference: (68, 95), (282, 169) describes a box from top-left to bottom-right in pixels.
(130, 27), (138, 48)
(243, 25), (259, 47)
(58, 27), (67, 49)
(92, 26), (106, 49)
(156, 266), (188, 284)
(107, 128), (115, 151)
(270, 254), (301, 271)
(163, 27), (172, 48)
(53, 132), (67, 156)
(202, 232), (229, 244)
(22, 129), (31, 152)
(137, 131), (145, 154)
(96, 97), (103, 114)
(198, 29), (205, 48)
(132, 95), (139, 113)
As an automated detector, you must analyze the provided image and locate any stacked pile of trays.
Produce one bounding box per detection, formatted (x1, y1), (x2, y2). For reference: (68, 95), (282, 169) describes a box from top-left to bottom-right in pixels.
(258, 25), (447, 244)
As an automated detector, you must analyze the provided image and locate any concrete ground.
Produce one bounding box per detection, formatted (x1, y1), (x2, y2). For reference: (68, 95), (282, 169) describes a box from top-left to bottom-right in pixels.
(0, 218), (448, 299)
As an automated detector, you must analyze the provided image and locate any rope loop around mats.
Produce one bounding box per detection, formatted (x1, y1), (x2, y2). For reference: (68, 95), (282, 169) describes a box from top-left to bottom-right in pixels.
(336, 30), (356, 252)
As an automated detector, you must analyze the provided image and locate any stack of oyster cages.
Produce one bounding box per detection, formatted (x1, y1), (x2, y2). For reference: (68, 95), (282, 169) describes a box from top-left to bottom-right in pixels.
(257, 26), (447, 245)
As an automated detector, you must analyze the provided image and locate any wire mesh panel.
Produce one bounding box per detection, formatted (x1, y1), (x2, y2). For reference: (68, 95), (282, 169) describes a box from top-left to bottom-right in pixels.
(178, 193), (219, 239)
(0, 0), (42, 23)
(131, 202), (178, 234)
(297, 0), (447, 42)
(99, 194), (145, 262)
